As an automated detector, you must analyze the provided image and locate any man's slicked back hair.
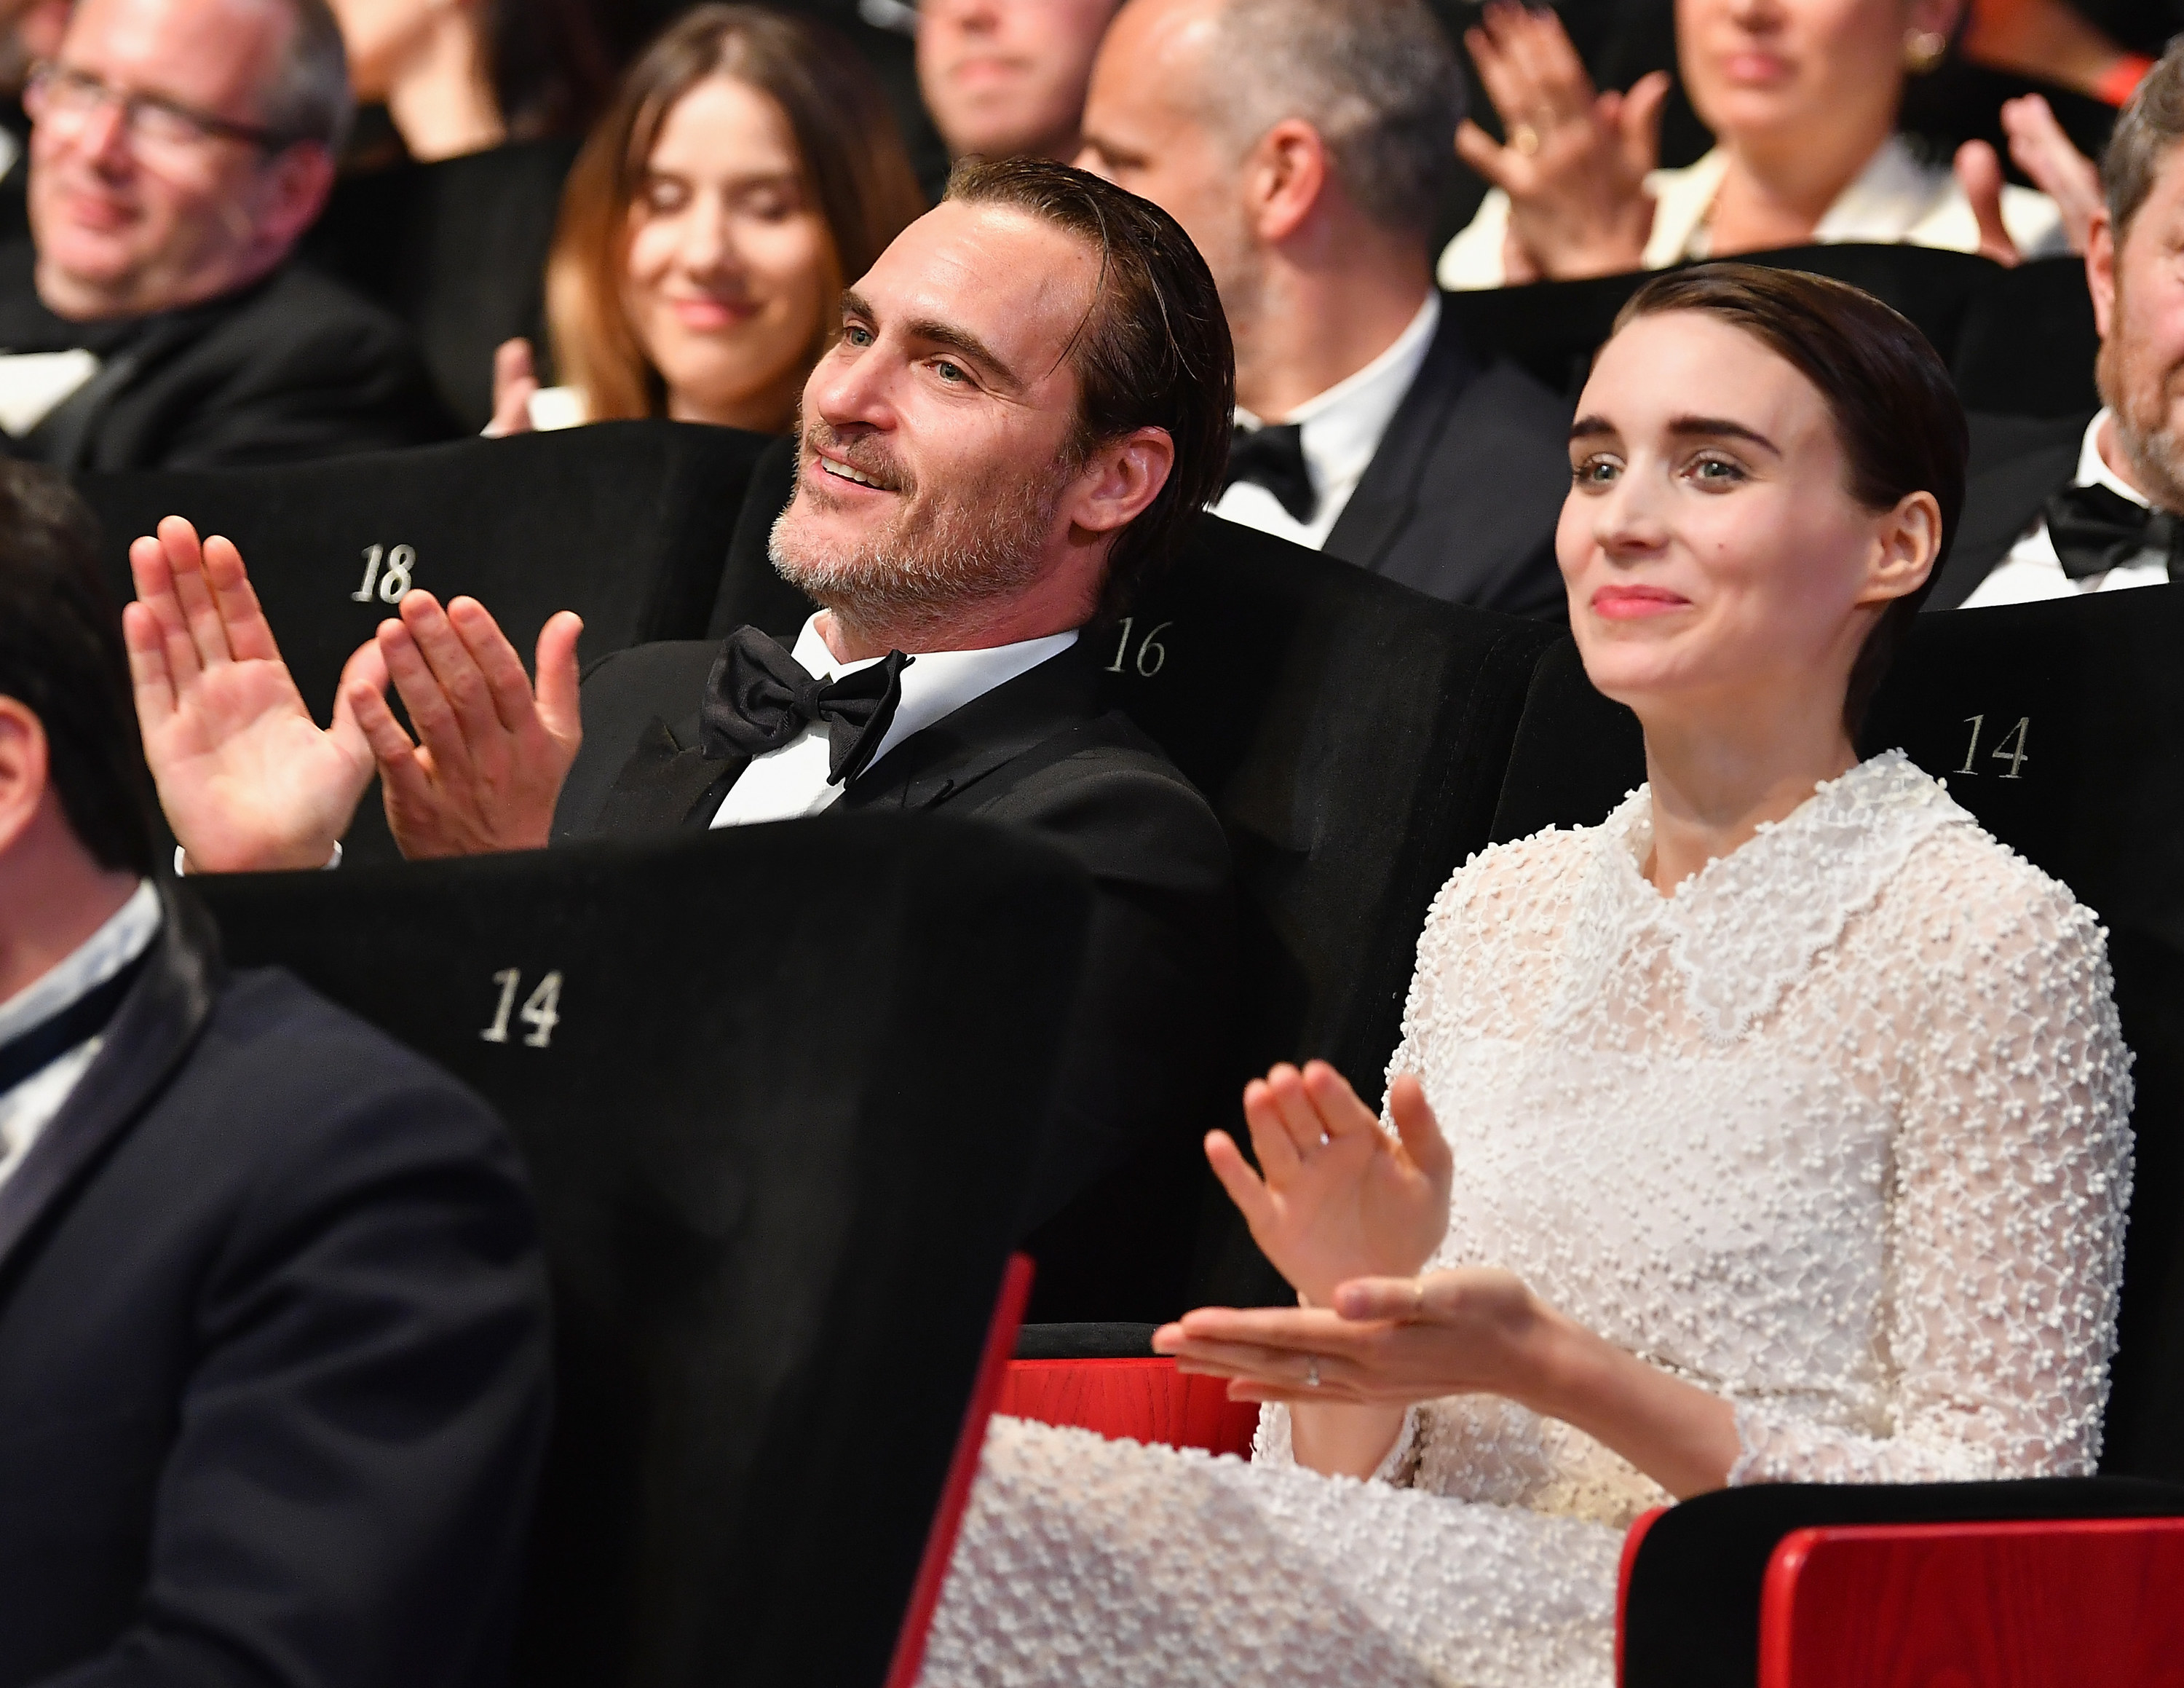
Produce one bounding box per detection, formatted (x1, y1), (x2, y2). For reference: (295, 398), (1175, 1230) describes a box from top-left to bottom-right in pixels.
(0, 462), (154, 877)
(2102, 36), (2184, 245)
(946, 157), (1235, 617)
(259, 0), (356, 152)
(1207, 0), (1463, 240)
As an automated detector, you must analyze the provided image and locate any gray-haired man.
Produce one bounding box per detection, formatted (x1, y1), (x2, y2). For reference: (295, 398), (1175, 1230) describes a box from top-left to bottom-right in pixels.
(1077, 0), (1572, 617)
(0, 0), (447, 470)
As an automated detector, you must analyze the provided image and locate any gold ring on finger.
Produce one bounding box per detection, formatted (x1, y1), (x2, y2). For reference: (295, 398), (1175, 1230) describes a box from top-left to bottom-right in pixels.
(1508, 122), (1540, 156)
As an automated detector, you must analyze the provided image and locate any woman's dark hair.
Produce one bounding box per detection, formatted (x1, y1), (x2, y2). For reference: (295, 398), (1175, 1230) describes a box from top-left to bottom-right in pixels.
(1611, 263), (1967, 734)
(946, 157), (1235, 618)
(546, 4), (927, 422)
(0, 463), (154, 877)
(490, 0), (615, 143)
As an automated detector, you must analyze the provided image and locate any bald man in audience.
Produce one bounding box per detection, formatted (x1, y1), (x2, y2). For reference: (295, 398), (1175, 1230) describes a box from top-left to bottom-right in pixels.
(1077, 0), (1572, 617)
(0, 0), (447, 469)
(918, 0), (1120, 163)
(1931, 43), (2184, 610)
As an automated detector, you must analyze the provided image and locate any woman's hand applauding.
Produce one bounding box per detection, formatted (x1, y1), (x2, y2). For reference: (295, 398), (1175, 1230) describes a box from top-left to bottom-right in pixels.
(1455, 1), (1668, 282)
(1205, 1062), (1452, 1311)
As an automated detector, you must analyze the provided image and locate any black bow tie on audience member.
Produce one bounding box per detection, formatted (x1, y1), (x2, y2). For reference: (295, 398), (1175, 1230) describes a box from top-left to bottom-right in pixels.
(700, 625), (915, 787)
(2043, 481), (2184, 580)
(1222, 422), (1317, 524)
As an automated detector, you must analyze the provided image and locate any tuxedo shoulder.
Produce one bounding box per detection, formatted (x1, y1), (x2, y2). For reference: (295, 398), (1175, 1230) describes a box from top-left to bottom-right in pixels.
(963, 711), (1229, 892)
(578, 639), (716, 710)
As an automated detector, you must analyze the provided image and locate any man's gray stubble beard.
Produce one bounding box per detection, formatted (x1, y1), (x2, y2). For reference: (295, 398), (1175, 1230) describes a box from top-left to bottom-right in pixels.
(2097, 320), (2184, 513)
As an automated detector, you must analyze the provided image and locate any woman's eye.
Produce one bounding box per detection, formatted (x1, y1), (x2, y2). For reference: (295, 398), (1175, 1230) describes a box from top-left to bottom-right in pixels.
(641, 181), (687, 215)
(1571, 454), (1620, 486)
(1688, 454), (1746, 486)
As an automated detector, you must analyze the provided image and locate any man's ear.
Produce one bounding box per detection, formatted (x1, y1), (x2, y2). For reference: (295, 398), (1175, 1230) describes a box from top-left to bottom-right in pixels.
(0, 698), (52, 861)
(1065, 426), (1176, 539)
(1245, 118), (1331, 246)
(257, 143), (337, 253)
(2088, 205), (2118, 342)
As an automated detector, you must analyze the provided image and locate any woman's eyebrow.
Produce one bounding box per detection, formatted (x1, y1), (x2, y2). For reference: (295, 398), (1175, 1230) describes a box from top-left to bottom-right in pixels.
(1664, 416), (1781, 454)
(1569, 415), (1615, 442)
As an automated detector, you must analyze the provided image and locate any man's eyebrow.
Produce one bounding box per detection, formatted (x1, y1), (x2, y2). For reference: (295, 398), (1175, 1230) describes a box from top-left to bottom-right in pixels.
(838, 289), (1026, 394)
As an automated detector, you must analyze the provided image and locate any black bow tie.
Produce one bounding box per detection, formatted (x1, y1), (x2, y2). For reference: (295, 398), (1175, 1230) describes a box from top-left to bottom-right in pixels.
(700, 625), (914, 787)
(2043, 481), (2184, 580)
(0, 950), (146, 1100)
(1222, 422), (1317, 524)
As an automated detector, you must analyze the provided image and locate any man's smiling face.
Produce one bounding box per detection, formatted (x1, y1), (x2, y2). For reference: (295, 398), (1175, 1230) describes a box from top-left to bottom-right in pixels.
(768, 198), (1104, 638)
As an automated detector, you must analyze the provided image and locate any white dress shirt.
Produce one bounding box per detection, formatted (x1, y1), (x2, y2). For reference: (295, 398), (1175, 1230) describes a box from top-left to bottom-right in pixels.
(0, 880), (162, 1196)
(1211, 292), (1440, 551)
(1960, 409), (2174, 608)
(0, 348), (100, 437)
(1441, 135), (2068, 291)
(710, 614), (1080, 828)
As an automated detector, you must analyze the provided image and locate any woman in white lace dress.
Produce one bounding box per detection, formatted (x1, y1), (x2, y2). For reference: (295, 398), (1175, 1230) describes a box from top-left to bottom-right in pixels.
(919, 264), (2136, 1688)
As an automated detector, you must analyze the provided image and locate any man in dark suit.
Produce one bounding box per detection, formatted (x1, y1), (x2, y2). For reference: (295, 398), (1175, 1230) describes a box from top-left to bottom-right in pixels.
(1931, 44), (2184, 612)
(127, 157), (1237, 1322)
(0, 0), (448, 470)
(0, 459), (549, 1688)
(1075, 0), (1573, 619)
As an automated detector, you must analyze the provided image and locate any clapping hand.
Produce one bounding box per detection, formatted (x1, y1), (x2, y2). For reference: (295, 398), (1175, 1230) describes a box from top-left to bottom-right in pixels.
(1957, 94), (2102, 264)
(484, 338), (540, 438)
(350, 592), (583, 859)
(1455, 1), (1667, 282)
(124, 517), (380, 872)
(1202, 1062), (1453, 1310)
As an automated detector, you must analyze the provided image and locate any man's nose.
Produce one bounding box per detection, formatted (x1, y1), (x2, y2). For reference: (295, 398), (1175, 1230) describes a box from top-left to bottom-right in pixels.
(72, 95), (134, 168)
(810, 341), (895, 433)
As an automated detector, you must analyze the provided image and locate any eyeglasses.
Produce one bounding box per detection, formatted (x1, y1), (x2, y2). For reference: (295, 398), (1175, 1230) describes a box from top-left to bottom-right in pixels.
(23, 62), (293, 165)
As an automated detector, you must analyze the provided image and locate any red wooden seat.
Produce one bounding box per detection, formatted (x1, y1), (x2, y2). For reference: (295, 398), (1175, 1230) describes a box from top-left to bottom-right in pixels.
(997, 1357), (1261, 1457)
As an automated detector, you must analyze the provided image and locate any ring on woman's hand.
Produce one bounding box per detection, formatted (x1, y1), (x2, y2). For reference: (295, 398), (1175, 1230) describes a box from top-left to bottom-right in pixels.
(1411, 1280), (1425, 1318)
(1304, 1359), (1321, 1389)
(1508, 121), (1541, 156)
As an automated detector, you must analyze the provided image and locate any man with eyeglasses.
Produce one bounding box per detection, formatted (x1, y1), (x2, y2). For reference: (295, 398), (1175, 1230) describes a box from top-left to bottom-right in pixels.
(0, 0), (448, 470)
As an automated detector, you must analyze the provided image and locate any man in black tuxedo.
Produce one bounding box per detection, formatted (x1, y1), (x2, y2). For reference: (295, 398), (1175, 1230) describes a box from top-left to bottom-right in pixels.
(1075, 0), (1572, 618)
(0, 0), (448, 470)
(0, 460), (548, 1688)
(1931, 44), (2184, 611)
(127, 157), (1236, 1322)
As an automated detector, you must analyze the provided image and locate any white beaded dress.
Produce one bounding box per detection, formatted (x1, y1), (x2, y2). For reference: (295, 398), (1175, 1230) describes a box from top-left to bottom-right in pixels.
(920, 752), (2134, 1688)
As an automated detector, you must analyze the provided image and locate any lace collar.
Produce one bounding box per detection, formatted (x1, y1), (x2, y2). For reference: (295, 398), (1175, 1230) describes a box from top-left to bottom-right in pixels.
(1552, 751), (1973, 1044)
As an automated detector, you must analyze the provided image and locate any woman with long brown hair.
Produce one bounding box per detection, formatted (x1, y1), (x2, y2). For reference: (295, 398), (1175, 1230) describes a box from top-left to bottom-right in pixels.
(488, 5), (925, 436)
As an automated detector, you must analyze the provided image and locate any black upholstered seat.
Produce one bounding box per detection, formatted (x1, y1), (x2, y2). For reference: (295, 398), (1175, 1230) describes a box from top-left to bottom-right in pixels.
(1484, 591), (2184, 1684)
(304, 138), (581, 433)
(78, 422), (770, 862)
(1952, 253), (2102, 419)
(190, 816), (1088, 1688)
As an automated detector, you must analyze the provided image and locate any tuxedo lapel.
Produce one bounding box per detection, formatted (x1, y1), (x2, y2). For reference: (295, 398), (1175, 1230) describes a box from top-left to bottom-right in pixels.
(1927, 411), (2093, 612)
(1322, 300), (1481, 570)
(0, 886), (218, 1289)
(839, 643), (1106, 813)
(593, 714), (751, 833)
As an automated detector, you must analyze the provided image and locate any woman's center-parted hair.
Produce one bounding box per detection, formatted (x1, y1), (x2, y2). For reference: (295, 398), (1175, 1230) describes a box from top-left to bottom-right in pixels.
(942, 157), (1235, 620)
(1607, 264), (1968, 734)
(545, 4), (926, 424)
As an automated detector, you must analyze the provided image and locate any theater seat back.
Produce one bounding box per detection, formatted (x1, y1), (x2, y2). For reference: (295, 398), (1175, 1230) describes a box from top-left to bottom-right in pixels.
(79, 422), (769, 863)
(191, 817), (1088, 1688)
(1952, 256), (2101, 419)
(1487, 591), (2184, 1480)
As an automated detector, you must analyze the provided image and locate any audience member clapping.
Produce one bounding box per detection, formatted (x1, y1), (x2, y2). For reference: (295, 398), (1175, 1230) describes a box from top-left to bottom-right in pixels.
(129, 158), (1235, 1320)
(1080, 0), (1572, 615)
(1937, 40), (2184, 606)
(0, 457), (550, 1688)
(488, 4), (924, 436)
(917, 0), (1120, 163)
(1441, 0), (2070, 287)
(0, 0), (452, 468)
(328, 0), (612, 163)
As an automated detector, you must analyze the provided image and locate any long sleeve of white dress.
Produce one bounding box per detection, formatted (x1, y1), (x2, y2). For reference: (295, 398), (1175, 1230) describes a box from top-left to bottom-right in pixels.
(920, 754), (2134, 1688)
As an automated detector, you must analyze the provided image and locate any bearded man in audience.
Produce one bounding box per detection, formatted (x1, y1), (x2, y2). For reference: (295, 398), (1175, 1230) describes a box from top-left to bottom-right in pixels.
(1077, 0), (1572, 618)
(0, 458), (548, 1688)
(1934, 42), (2184, 610)
(125, 157), (1235, 1323)
(0, 0), (448, 470)
(917, 0), (1120, 164)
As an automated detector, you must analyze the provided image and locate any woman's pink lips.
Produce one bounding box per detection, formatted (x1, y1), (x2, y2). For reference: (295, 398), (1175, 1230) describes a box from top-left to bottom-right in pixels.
(1720, 51), (1792, 84)
(1591, 586), (1691, 620)
(670, 297), (756, 331)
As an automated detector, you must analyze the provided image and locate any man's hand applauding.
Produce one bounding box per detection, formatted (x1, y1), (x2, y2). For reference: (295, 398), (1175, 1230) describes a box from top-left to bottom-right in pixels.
(352, 591), (583, 859)
(124, 517), (379, 872)
(123, 515), (585, 870)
